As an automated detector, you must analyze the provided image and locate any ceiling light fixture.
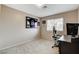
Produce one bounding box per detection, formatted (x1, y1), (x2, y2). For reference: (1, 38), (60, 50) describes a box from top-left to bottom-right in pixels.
(35, 4), (44, 7)
(35, 4), (47, 9)
(36, 4), (44, 7)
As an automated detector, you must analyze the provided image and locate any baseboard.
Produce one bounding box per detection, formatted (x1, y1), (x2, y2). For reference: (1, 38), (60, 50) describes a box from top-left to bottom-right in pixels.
(0, 38), (36, 51)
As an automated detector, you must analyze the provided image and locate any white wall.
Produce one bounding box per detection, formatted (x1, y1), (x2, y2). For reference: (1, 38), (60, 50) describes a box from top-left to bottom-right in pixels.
(78, 7), (79, 23)
(0, 5), (40, 50)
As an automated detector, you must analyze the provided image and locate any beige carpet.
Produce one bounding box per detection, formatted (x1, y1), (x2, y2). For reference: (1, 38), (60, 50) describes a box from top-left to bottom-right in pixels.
(0, 39), (59, 54)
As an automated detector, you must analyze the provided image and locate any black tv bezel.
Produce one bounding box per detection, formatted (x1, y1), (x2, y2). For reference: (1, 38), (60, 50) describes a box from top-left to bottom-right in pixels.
(66, 23), (79, 36)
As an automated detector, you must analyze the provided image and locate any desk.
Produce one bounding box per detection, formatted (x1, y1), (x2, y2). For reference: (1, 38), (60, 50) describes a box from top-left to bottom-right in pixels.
(58, 36), (79, 54)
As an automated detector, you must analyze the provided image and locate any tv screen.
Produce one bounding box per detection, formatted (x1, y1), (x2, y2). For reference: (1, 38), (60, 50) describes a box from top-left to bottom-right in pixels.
(66, 23), (79, 36)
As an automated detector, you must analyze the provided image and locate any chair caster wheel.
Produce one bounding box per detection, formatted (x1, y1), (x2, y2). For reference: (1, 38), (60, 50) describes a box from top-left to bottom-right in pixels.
(52, 46), (54, 48)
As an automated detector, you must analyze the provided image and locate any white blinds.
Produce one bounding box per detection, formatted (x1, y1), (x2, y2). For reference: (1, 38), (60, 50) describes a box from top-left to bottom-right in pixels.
(47, 18), (63, 31)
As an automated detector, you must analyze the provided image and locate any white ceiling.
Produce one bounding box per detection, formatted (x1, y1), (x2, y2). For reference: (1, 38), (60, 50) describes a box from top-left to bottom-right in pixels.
(5, 4), (79, 17)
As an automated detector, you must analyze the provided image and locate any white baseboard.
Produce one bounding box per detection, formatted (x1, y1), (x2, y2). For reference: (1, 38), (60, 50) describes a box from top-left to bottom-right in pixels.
(0, 39), (36, 51)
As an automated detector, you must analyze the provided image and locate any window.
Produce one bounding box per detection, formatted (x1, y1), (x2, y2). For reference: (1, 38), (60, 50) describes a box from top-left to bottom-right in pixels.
(47, 18), (64, 31)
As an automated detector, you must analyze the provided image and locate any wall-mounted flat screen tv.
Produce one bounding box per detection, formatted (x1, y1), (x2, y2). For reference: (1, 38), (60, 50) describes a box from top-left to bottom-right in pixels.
(66, 23), (79, 36)
(26, 16), (38, 28)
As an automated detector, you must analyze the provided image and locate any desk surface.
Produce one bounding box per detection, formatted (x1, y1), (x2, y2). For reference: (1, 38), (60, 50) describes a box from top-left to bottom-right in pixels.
(58, 35), (71, 43)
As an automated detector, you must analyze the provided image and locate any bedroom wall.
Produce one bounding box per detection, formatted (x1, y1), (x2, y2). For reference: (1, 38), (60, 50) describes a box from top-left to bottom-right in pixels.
(78, 7), (79, 23)
(0, 5), (40, 50)
(0, 5), (1, 18)
(40, 9), (78, 40)
(0, 5), (1, 13)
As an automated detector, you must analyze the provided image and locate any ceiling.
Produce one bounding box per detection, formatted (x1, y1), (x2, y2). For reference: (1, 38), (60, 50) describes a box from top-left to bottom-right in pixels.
(5, 4), (79, 17)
